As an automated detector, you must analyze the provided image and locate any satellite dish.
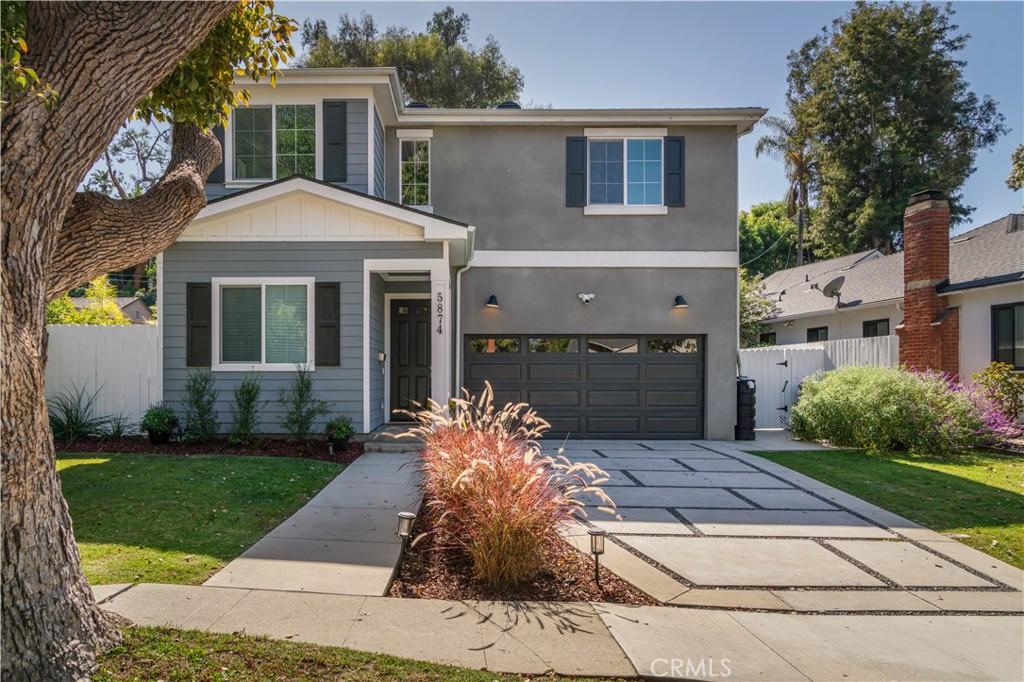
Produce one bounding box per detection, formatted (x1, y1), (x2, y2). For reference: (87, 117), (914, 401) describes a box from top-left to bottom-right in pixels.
(822, 276), (845, 299)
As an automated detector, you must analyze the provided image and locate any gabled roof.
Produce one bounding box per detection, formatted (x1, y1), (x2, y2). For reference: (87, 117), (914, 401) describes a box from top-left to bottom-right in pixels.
(762, 213), (1024, 321)
(70, 296), (141, 310)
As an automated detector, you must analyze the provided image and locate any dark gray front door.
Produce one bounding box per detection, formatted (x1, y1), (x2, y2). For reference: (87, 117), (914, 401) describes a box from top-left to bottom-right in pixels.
(463, 334), (705, 438)
(390, 299), (431, 419)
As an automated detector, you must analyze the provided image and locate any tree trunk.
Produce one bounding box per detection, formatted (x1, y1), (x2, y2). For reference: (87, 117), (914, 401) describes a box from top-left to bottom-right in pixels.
(796, 206), (806, 266)
(1, 4), (233, 679)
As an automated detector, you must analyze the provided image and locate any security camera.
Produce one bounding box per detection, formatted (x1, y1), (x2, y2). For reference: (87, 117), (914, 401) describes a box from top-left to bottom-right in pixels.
(578, 292), (595, 305)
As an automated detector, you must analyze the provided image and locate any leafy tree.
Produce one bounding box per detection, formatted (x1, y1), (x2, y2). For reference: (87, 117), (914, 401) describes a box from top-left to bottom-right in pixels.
(1, 2), (295, 678)
(739, 201), (801, 279)
(301, 7), (524, 108)
(787, 2), (1007, 256)
(1008, 144), (1024, 191)
(754, 114), (814, 265)
(46, 276), (132, 326)
(740, 270), (779, 348)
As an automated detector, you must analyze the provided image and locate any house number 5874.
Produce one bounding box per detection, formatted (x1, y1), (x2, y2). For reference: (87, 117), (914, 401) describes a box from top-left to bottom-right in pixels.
(435, 292), (444, 335)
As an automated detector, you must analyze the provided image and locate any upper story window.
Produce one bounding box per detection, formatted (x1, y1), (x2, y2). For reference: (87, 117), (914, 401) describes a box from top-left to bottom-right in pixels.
(573, 128), (674, 215)
(397, 129), (433, 209)
(232, 104), (317, 182)
(589, 138), (662, 206)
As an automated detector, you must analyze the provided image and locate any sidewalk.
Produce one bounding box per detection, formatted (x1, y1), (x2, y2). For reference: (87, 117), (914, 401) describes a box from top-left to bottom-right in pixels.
(97, 583), (1023, 680)
(203, 452), (422, 596)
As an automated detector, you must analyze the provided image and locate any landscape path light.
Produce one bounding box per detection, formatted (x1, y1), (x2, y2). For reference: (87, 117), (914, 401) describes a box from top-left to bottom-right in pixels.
(396, 511), (416, 554)
(588, 527), (607, 586)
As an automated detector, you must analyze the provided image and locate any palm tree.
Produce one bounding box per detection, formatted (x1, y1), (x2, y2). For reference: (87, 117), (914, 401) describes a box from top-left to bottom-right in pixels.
(755, 115), (813, 265)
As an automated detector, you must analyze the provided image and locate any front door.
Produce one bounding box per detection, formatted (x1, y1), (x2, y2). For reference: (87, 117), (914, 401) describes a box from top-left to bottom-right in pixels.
(390, 299), (431, 419)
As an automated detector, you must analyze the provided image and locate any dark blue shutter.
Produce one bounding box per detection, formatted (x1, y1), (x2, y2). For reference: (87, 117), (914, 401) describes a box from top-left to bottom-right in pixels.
(565, 136), (587, 207)
(323, 101), (348, 182)
(664, 136), (685, 207)
(315, 282), (341, 367)
(186, 283), (211, 367)
(208, 125), (225, 184)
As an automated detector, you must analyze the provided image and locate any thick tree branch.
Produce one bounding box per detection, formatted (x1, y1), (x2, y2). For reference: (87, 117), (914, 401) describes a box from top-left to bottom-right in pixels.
(47, 123), (221, 299)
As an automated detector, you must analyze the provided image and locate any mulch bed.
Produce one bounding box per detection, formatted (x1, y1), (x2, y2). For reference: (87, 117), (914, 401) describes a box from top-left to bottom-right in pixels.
(387, 507), (658, 606)
(59, 436), (364, 465)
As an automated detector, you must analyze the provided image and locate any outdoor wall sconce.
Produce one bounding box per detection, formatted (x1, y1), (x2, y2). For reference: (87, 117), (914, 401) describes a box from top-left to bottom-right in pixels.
(396, 511), (416, 552)
(485, 294), (500, 309)
(588, 527), (607, 585)
(378, 351), (387, 364)
(673, 295), (688, 309)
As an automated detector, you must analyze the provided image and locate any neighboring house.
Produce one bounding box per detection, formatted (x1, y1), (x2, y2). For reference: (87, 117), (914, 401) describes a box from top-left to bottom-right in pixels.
(760, 200), (1023, 380)
(71, 296), (153, 324)
(160, 67), (765, 439)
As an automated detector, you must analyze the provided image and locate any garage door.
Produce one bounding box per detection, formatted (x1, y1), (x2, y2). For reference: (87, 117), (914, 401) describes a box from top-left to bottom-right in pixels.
(463, 334), (705, 439)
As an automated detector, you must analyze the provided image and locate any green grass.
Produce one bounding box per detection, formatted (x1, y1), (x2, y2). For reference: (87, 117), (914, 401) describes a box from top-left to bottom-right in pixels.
(758, 449), (1024, 568)
(96, 627), (612, 681)
(57, 453), (341, 585)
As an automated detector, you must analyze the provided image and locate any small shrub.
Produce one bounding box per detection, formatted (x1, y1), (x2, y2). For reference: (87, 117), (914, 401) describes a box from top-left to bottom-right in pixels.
(140, 404), (178, 440)
(104, 412), (133, 439)
(279, 365), (328, 439)
(325, 415), (354, 443)
(405, 383), (615, 590)
(48, 384), (109, 446)
(791, 366), (984, 455)
(972, 362), (1024, 421)
(229, 374), (263, 445)
(182, 370), (219, 443)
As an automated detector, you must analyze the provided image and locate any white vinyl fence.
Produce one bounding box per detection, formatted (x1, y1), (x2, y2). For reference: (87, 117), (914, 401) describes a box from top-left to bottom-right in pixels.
(45, 324), (160, 425)
(739, 335), (899, 429)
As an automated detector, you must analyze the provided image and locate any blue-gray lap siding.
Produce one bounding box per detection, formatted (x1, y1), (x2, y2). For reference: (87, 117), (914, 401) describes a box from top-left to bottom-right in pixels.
(204, 99), (370, 201)
(373, 109), (386, 198)
(162, 240), (442, 434)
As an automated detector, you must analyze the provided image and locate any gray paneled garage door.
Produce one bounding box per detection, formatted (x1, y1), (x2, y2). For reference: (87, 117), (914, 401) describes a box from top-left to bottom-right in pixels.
(463, 334), (705, 439)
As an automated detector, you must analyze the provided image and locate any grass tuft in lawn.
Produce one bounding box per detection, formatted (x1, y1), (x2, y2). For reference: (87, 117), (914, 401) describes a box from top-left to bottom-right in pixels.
(758, 449), (1024, 569)
(95, 627), (610, 681)
(58, 453), (342, 585)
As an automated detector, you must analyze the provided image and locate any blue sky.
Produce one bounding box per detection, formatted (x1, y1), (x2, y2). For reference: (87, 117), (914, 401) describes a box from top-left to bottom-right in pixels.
(280, 0), (1023, 232)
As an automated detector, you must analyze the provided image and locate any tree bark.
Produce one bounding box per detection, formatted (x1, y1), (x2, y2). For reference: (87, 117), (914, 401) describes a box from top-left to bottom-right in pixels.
(2, 3), (233, 679)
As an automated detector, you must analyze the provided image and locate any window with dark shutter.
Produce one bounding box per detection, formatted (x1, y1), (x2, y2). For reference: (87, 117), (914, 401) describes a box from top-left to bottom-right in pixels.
(323, 101), (348, 182)
(186, 283), (212, 367)
(664, 136), (685, 206)
(565, 136), (587, 207)
(315, 282), (341, 366)
(209, 125), (225, 184)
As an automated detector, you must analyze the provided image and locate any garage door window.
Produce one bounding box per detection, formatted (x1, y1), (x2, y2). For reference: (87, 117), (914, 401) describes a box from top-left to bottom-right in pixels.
(588, 337), (638, 353)
(528, 337), (579, 353)
(647, 337), (699, 353)
(469, 337), (520, 354)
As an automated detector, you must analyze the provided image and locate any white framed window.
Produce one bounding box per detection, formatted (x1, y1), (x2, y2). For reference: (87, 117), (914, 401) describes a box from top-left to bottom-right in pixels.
(211, 277), (316, 372)
(232, 104), (317, 182)
(584, 128), (668, 216)
(398, 130), (432, 209)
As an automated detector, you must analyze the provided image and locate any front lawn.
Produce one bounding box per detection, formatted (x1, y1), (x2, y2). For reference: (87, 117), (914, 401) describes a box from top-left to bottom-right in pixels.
(96, 627), (611, 681)
(758, 449), (1024, 569)
(58, 453), (342, 585)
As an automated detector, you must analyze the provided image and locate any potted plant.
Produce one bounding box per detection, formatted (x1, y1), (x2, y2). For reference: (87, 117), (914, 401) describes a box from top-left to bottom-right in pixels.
(141, 404), (178, 445)
(324, 415), (354, 447)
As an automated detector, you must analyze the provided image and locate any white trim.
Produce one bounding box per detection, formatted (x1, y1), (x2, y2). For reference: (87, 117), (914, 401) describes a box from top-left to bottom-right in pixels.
(362, 258), (451, 432)
(939, 278), (1024, 296)
(229, 103), (319, 183)
(396, 128), (434, 139)
(156, 252), (164, 404)
(193, 178), (471, 241)
(382, 292), (431, 422)
(584, 205), (668, 216)
(210, 276), (316, 372)
(398, 136), (431, 211)
(585, 127), (667, 138)
(469, 250), (739, 268)
(367, 97), (375, 197)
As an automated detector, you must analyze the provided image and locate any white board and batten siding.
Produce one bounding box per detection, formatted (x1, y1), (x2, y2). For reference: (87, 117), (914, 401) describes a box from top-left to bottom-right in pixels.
(739, 335), (899, 429)
(45, 324), (160, 425)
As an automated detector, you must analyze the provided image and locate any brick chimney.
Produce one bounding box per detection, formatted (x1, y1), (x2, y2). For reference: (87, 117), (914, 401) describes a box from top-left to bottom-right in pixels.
(897, 189), (959, 377)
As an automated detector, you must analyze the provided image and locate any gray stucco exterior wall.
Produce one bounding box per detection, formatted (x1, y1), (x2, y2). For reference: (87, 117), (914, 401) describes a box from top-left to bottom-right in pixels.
(162, 240), (442, 433)
(387, 125), (738, 252)
(459, 266), (738, 439)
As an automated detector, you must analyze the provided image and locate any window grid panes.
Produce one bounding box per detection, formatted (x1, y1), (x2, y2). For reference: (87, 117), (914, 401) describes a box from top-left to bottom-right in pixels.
(275, 105), (316, 179)
(626, 139), (662, 205)
(218, 283), (309, 367)
(588, 140), (623, 205)
(233, 107), (273, 180)
(862, 319), (890, 338)
(400, 140), (430, 206)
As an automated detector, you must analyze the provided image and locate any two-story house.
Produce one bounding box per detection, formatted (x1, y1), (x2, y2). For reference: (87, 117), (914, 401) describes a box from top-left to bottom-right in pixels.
(159, 67), (765, 439)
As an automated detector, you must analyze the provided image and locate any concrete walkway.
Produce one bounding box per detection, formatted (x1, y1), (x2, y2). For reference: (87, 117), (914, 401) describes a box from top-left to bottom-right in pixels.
(96, 583), (1023, 680)
(204, 452), (422, 596)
